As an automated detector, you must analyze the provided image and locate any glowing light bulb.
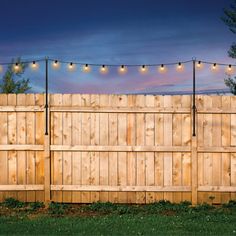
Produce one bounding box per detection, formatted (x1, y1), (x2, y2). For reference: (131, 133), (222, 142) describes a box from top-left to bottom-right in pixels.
(15, 63), (19, 69)
(13, 63), (20, 72)
(52, 60), (60, 69)
(197, 61), (202, 68)
(139, 65), (148, 74)
(212, 63), (217, 70)
(118, 65), (127, 74)
(101, 65), (106, 71)
(31, 61), (38, 70)
(83, 64), (90, 73)
(158, 64), (166, 73)
(228, 64), (232, 71)
(67, 62), (76, 71)
(178, 62), (182, 69)
(100, 65), (108, 74)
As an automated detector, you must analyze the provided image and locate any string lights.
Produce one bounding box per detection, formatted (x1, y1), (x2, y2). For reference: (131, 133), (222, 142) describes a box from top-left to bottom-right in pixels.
(0, 58), (235, 75)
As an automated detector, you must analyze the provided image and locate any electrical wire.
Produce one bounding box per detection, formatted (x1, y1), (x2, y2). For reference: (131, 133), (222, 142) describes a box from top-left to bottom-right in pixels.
(0, 57), (235, 67)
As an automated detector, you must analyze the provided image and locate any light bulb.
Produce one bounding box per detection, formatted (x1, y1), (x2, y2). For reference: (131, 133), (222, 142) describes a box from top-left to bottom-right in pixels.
(158, 64), (166, 73)
(100, 65), (108, 74)
(68, 62), (76, 71)
(228, 64), (232, 71)
(52, 60), (60, 69)
(197, 61), (202, 68)
(118, 65), (127, 74)
(15, 63), (19, 70)
(160, 64), (165, 71)
(13, 62), (20, 72)
(31, 61), (38, 70)
(83, 64), (90, 73)
(178, 62), (182, 69)
(212, 63), (217, 70)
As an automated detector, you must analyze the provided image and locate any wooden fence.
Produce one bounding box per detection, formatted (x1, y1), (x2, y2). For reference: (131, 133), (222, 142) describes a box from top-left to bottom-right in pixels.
(0, 94), (235, 204)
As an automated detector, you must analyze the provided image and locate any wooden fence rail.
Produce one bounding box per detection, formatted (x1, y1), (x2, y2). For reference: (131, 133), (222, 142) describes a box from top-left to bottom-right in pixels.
(0, 94), (235, 204)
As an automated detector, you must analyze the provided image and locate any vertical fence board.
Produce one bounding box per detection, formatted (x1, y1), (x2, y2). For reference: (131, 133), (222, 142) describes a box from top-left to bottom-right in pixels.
(99, 95), (109, 202)
(203, 96), (213, 203)
(26, 94), (36, 202)
(16, 94), (26, 201)
(145, 95), (155, 203)
(127, 95), (136, 203)
(81, 94), (91, 203)
(136, 95), (146, 203)
(35, 94), (44, 202)
(62, 94), (72, 202)
(231, 97), (236, 200)
(182, 95), (192, 202)
(7, 94), (17, 199)
(51, 94), (63, 202)
(90, 94), (100, 202)
(0, 94), (8, 201)
(163, 96), (173, 201)
(117, 95), (128, 203)
(172, 95), (182, 203)
(71, 94), (82, 203)
(212, 96), (222, 204)
(108, 95), (118, 203)
(154, 96), (164, 201)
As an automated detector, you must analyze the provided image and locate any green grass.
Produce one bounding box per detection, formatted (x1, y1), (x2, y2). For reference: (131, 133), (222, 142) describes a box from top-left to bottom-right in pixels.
(0, 200), (235, 235)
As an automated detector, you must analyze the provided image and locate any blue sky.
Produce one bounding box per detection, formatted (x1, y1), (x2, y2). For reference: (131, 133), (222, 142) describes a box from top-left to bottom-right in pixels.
(0, 0), (235, 93)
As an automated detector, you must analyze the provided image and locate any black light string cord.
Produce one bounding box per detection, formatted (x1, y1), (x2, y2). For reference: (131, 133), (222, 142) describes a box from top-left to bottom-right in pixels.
(0, 58), (235, 68)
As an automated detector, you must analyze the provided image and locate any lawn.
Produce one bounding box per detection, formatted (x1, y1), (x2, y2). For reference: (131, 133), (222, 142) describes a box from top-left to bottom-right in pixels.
(0, 199), (235, 235)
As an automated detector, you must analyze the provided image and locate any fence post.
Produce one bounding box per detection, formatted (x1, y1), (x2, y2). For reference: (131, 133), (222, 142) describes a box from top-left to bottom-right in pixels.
(191, 58), (198, 205)
(44, 57), (51, 203)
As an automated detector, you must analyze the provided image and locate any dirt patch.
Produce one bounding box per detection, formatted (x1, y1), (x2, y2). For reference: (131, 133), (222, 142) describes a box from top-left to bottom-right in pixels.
(160, 210), (176, 216)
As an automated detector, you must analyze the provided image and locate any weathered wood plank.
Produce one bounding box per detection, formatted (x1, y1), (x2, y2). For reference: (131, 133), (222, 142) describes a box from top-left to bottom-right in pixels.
(0, 94), (8, 201)
(50, 145), (190, 152)
(51, 185), (191, 192)
(71, 94), (82, 203)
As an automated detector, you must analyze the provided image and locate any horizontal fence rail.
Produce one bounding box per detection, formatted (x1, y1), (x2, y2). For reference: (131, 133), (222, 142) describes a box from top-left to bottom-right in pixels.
(0, 94), (235, 204)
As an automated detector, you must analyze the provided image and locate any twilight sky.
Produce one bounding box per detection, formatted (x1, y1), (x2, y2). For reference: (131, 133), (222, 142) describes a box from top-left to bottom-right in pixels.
(0, 0), (235, 94)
